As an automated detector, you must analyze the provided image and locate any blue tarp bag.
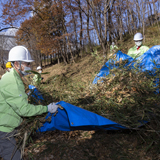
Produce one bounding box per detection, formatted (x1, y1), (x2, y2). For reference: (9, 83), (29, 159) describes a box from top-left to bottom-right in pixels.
(93, 50), (134, 84)
(93, 46), (160, 85)
(28, 87), (128, 132)
(38, 101), (127, 132)
(28, 86), (127, 132)
(136, 46), (160, 93)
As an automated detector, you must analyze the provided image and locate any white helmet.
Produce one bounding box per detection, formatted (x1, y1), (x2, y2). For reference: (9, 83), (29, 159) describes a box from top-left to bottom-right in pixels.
(37, 66), (42, 70)
(133, 33), (143, 41)
(8, 46), (34, 62)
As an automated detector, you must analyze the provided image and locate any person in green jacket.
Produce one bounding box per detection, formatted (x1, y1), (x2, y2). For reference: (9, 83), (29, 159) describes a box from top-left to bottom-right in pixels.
(0, 46), (59, 160)
(110, 42), (118, 52)
(1, 62), (13, 79)
(127, 33), (149, 58)
(32, 66), (43, 86)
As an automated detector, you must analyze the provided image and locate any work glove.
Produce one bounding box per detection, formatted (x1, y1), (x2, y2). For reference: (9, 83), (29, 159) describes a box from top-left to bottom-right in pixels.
(47, 102), (59, 113)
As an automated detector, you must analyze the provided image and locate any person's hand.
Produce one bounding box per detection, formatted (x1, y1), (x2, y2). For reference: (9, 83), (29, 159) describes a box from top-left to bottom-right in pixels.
(47, 102), (59, 113)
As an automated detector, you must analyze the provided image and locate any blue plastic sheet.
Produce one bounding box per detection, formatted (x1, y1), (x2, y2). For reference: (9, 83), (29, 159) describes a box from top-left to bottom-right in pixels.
(93, 50), (134, 84)
(93, 46), (160, 84)
(38, 101), (127, 132)
(28, 86), (128, 132)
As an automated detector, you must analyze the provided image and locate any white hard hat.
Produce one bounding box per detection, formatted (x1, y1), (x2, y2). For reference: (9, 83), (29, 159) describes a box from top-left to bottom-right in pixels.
(133, 33), (143, 41)
(8, 46), (34, 62)
(112, 42), (115, 45)
(37, 66), (42, 70)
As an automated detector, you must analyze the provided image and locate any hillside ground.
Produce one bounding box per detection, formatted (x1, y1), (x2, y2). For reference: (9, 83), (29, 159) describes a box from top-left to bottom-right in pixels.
(23, 56), (158, 160)
(1, 25), (160, 160)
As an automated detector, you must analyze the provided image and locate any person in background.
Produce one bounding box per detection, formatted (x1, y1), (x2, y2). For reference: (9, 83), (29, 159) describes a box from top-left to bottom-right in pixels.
(37, 66), (42, 74)
(110, 42), (118, 52)
(32, 66), (44, 86)
(0, 45), (59, 160)
(127, 33), (149, 58)
(1, 62), (12, 79)
(5, 61), (12, 72)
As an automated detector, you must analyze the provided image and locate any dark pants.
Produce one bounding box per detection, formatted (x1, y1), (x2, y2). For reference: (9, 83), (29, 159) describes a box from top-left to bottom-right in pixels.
(0, 131), (21, 160)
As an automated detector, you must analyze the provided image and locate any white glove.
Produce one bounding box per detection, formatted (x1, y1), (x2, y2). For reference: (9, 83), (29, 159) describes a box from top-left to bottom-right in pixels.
(47, 102), (59, 113)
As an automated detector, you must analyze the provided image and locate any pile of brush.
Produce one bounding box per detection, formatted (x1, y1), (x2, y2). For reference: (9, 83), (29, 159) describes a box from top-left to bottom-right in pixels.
(83, 59), (160, 129)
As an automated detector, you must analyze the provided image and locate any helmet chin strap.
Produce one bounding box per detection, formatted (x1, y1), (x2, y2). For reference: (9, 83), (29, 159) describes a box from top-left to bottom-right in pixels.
(11, 61), (25, 77)
(18, 61), (25, 76)
(17, 61), (29, 84)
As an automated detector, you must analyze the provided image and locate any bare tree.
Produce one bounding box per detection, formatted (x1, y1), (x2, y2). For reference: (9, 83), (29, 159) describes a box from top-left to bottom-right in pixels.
(142, 0), (146, 42)
(77, 0), (83, 52)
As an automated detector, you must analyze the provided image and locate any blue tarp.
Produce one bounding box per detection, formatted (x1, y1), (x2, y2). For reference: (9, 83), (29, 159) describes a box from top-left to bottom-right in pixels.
(136, 46), (160, 73)
(38, 101), (127, 132)
(93, 45), (160, 84)
(28, 86), (128, 132)
(93, 50), (134, 84)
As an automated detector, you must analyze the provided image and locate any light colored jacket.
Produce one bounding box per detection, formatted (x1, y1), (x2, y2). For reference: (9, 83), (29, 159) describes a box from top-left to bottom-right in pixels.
(31, 74), (42, 86)
(0, 68), (47, 132)
(127, 45), (149, 58)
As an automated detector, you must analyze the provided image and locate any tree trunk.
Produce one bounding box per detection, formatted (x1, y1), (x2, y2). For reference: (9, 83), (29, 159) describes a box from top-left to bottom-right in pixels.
(147, 0), (151, 26)
(127, 9), (132, 34)
(59, 42), (67, 65)
(77, 0), (83, 50)
(88, 0), (106, 55)
(39, 52), (42, 67)
(142, 0), (145, 43)
(117, 4), (123, 41)
(152, 0), (160, 31)
(127, 2), (136, 33)
(135, 0), (142, 28)
(86, 0), (92, 52)
(57, 52), (60, 64)
(148, 2), (153, 25)
(108, 8), (112, 44)
(69, 0), (78, 51)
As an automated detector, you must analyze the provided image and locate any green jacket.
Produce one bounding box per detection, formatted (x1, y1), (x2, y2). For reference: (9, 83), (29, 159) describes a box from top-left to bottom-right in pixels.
(110, 45), (118, 52)
(0, 68), (47, 132)
(127, 45), (149, 58)
(31, 74), (42, 86)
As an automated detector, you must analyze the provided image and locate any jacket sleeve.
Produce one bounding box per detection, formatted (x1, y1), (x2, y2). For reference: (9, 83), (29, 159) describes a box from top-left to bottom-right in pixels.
(143, 46), (149, 53)
(3, 78), (48, 117)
